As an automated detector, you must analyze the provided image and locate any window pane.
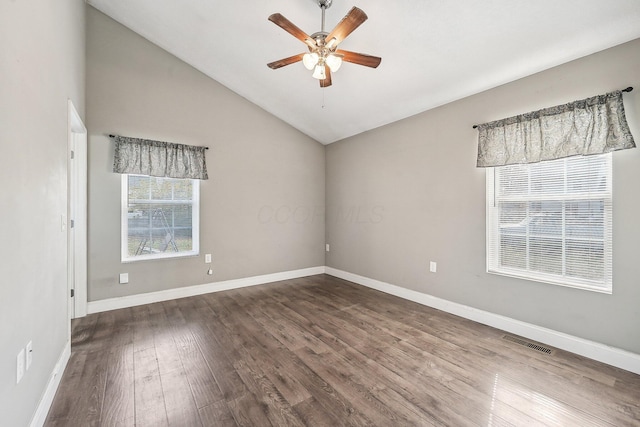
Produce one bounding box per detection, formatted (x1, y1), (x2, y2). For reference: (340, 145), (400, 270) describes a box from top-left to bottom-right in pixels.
(566, 200), (603, 239)
(527, 201), (562, 237)
(566, 239), (604, 281)
(128, 175), (150, 201)
(124, 175), (198, 261)
(529, 237), (562, 275)
(530, 161), (564, 195)
(500, 235), (526, 269)
(487, 153), (612, 292)
(173, 180), (193, 200)
(566, 155), (608, 194)
(499, 202), (527, 233)
(498, 164), (528, 196)
(150, 177), (173, 200)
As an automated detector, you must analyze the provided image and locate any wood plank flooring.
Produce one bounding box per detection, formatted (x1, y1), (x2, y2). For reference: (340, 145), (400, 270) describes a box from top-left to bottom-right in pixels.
(45, 274), (640, 426)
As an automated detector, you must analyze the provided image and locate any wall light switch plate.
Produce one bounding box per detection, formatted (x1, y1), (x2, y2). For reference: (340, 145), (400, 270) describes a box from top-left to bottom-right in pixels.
(17, 348), (25, 384)
(430, 261), (437, 273)
(205, 254), (212, 263)
(119, 273), (129, 284)
(325, 244), (330, 252)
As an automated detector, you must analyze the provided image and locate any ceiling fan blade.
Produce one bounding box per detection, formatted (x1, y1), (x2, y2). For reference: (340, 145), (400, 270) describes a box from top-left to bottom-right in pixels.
(325, 7), (368, 48)
(320, 65), (332, 88)
(268, 13), (316, 48)
(267, 53), (305, 70)
(335, 49), (382, 68)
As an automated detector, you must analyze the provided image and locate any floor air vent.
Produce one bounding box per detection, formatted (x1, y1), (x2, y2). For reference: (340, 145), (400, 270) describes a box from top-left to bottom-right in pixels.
(502, 335), (553, 354)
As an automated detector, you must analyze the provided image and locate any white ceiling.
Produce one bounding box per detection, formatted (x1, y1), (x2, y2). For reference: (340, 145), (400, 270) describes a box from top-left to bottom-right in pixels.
(88, 0), (640, 144)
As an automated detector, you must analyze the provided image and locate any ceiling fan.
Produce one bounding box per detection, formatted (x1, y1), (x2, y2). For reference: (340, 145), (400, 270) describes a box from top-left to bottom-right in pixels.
(267, 0), (381, 88)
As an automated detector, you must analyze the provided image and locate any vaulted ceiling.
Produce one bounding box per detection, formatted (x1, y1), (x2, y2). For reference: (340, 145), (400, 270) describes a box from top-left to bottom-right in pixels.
(87, 0), (640, 144)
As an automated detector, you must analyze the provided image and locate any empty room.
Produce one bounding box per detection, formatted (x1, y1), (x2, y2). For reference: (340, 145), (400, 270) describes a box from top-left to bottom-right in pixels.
(2, 0), (640, 426)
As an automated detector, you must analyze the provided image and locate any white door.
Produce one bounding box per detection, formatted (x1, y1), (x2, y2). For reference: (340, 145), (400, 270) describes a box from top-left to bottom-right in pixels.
(68, 100), (87, 320)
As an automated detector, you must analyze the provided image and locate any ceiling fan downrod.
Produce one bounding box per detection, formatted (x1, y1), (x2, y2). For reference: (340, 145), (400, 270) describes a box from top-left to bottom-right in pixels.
(318, 0), (332, 33)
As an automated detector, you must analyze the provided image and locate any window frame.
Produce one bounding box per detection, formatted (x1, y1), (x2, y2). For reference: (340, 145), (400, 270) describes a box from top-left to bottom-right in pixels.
(121, 174), (200, 263)
(486, 154), (613, 294)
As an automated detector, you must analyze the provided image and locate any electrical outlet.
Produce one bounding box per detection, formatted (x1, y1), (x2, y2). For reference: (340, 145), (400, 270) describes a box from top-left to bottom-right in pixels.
(26, 341), (33, 370)
(17, 348), (25, 384)
(205, 253), (212, 263)
(325, 244), (330, 252)
(430, 261), (437, 273)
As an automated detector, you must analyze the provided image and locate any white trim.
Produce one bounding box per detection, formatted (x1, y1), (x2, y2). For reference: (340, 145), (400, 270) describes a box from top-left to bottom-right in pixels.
(325, 267), (640, 375)
(87, 266), (326, 314)
(67, 99), (88, 319)
(29, 341), (71, 427)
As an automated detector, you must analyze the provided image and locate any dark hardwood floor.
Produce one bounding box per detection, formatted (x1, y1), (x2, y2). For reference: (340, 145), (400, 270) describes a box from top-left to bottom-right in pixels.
(45, 274), (640, 426)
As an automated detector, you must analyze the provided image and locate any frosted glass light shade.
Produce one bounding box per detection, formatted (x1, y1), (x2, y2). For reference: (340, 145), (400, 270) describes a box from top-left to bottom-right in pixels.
(302, 53), (319, 70)
(312, 64), (326, 80)
(325, 54), (342, 72)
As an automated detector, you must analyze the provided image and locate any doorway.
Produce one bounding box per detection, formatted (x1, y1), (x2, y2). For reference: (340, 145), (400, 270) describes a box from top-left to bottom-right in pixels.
(67, 100), (87, 321)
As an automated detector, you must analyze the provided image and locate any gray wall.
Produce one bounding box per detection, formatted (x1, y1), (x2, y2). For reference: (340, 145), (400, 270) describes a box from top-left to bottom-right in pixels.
(0, 0), (85, 425)
(86, 8), (325, 301)
(326, 38), (640, 354)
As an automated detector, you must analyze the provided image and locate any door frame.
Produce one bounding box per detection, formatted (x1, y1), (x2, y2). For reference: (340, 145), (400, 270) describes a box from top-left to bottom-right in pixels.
(67, 100), (87, 321)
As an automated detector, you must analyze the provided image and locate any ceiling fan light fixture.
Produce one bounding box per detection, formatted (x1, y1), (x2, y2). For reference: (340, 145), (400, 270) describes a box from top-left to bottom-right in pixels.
(312, 63), (326, 80)
(325, 53), (342, 72)
(267, 4), (381, 88)
(302, 52), (319, 70)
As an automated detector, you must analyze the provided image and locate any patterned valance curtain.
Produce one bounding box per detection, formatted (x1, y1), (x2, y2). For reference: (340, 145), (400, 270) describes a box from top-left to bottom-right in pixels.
(112, 135), (208, 180)
(476, 90), (635, 167)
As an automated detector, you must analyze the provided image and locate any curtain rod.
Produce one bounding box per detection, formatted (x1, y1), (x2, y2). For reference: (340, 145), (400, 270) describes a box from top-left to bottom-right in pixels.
(472, 86), (634, 129)
(108, 134), (209, 150)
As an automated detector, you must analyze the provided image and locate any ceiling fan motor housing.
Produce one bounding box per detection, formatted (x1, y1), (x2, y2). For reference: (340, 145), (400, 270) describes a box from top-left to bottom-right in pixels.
(317, 0), (332, 9)
(310, 32), (329, 47)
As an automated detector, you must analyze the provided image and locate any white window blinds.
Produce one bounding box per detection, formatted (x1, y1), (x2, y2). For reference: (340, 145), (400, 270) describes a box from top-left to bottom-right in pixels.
(486, 153), (612, 293)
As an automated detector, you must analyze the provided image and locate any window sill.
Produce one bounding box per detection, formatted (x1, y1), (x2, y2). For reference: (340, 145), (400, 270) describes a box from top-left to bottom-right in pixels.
(487, 268), (612, 294)
(122, 250), (199, 263)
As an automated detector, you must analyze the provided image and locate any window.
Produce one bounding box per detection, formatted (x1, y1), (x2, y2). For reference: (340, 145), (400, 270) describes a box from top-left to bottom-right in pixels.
(122, 174), (199, 262)
(486, 154), (612, 293)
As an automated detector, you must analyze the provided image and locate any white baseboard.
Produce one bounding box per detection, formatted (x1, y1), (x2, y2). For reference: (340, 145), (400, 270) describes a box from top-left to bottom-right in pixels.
(87, 266), (326, 314)
(30, 340), (71, 427)
(325, 267), (640, 375)
(84, 264), (640, 374)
